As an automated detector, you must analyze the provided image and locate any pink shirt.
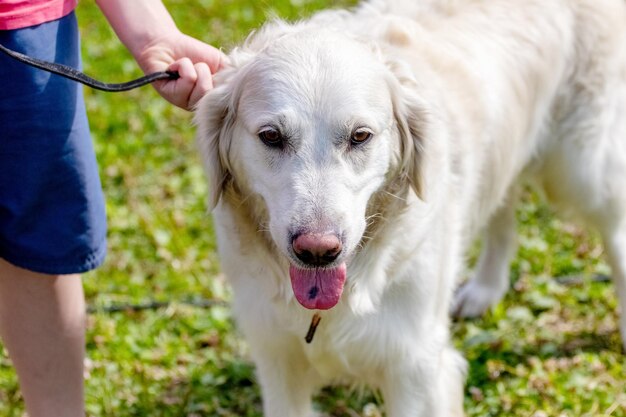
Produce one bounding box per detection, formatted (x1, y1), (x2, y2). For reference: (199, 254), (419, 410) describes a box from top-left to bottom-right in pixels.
(0, 0), (78, 30)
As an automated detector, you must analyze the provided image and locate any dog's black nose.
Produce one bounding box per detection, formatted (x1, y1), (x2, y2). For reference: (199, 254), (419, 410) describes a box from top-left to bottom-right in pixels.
(292, 232), (342, 266)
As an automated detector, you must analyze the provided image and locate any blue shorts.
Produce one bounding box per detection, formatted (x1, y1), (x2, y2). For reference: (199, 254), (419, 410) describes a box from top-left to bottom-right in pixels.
(0, 12), (107, 275)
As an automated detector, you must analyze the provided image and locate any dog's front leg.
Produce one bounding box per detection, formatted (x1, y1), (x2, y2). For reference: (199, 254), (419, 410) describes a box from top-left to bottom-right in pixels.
(381, 345), (466, 417)
(252, 342), (320, 417)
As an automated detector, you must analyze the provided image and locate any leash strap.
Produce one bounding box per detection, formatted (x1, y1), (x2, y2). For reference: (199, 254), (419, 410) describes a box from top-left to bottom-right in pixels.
(0, 42), (179, 92)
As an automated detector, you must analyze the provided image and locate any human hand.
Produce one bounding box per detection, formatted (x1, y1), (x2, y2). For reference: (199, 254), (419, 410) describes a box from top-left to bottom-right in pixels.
(134, 31), (228, 110)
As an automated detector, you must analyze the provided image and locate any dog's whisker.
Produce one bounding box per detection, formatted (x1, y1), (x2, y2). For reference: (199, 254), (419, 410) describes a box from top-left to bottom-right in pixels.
(382, 189), (407, 202)
(364, 213), (387, 231)
(365, 213), (385, 224)
(256, 223), (271, 233)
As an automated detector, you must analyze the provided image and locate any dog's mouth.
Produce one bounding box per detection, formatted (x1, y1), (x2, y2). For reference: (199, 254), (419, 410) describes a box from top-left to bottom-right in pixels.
(289, 263), (347, 310)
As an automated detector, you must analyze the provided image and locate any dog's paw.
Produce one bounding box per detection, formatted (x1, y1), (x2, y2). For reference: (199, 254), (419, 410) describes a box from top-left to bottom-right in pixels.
(451, 280), (507, 318)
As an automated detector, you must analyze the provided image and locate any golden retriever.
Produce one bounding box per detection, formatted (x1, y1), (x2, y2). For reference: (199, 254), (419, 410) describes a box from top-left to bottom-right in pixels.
(195, 0), (626, 415)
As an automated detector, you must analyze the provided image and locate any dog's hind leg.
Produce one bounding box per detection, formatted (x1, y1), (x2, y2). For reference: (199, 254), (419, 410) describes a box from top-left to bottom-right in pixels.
(452, 187), (519, 318)
(600, 219), (626, 350)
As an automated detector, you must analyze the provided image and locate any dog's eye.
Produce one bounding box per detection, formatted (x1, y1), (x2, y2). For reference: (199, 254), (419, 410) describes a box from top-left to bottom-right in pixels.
(258, 127), (283, 148)
(351, 128), (373, 145)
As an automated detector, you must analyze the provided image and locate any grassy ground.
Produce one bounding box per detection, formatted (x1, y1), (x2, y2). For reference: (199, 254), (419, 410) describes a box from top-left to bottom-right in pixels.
(1, 1), (625, 416)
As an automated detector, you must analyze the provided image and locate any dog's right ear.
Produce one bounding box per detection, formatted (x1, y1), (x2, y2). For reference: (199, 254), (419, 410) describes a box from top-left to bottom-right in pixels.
(194, 68), (239, 210)
(194, 23), (292, 210)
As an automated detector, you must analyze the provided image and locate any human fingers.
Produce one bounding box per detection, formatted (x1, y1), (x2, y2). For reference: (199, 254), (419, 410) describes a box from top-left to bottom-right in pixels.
(188, 62), (213, 109)
(159, 57), (197, 109)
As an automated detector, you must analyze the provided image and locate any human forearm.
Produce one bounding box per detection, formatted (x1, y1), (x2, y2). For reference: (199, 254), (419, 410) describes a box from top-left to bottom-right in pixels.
(95, 0), (179, 59)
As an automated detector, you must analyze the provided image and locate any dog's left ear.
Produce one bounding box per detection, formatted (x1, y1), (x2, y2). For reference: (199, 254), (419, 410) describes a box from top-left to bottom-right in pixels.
(385, 59), (429, 199)
(194, 68), (239, 210)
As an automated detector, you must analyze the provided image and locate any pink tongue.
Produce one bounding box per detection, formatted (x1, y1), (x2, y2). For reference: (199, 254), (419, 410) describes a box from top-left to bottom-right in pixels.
(289, 263), (347, 310)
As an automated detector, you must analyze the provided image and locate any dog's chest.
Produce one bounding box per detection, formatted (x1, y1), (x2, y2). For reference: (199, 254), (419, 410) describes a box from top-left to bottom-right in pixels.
(301, 320), (380, 382)
(304, 344), (350, 380)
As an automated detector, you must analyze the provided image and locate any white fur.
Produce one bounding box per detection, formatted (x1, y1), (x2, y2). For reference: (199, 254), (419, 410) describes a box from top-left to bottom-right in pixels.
(195, 0), (626, 415)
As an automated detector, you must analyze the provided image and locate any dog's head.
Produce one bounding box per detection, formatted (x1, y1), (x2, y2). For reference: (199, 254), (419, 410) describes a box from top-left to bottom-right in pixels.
(195, 22), (427, 311)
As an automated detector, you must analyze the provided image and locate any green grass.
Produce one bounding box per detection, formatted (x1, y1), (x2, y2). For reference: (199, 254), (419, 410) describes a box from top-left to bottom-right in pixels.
(1, 1), (625, 416)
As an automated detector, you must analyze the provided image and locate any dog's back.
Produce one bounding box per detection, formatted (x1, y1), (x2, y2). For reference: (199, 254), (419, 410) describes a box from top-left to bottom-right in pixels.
(359, 0), (626, 236)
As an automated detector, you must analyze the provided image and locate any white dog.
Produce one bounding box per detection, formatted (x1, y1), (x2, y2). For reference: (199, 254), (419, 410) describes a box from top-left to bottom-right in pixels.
(195, 0), (626, 415)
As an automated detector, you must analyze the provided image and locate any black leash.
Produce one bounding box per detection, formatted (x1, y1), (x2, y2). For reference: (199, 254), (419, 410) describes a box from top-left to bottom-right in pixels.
(0, 42), (179, 92)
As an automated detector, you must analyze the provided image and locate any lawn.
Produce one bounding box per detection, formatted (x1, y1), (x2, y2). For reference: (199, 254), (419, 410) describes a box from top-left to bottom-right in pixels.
(1, 0), (625, 416)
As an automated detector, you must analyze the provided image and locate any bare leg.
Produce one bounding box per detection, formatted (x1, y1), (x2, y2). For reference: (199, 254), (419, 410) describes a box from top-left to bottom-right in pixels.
(452, 189), (518, 318)
(0, 258), (85, 417)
